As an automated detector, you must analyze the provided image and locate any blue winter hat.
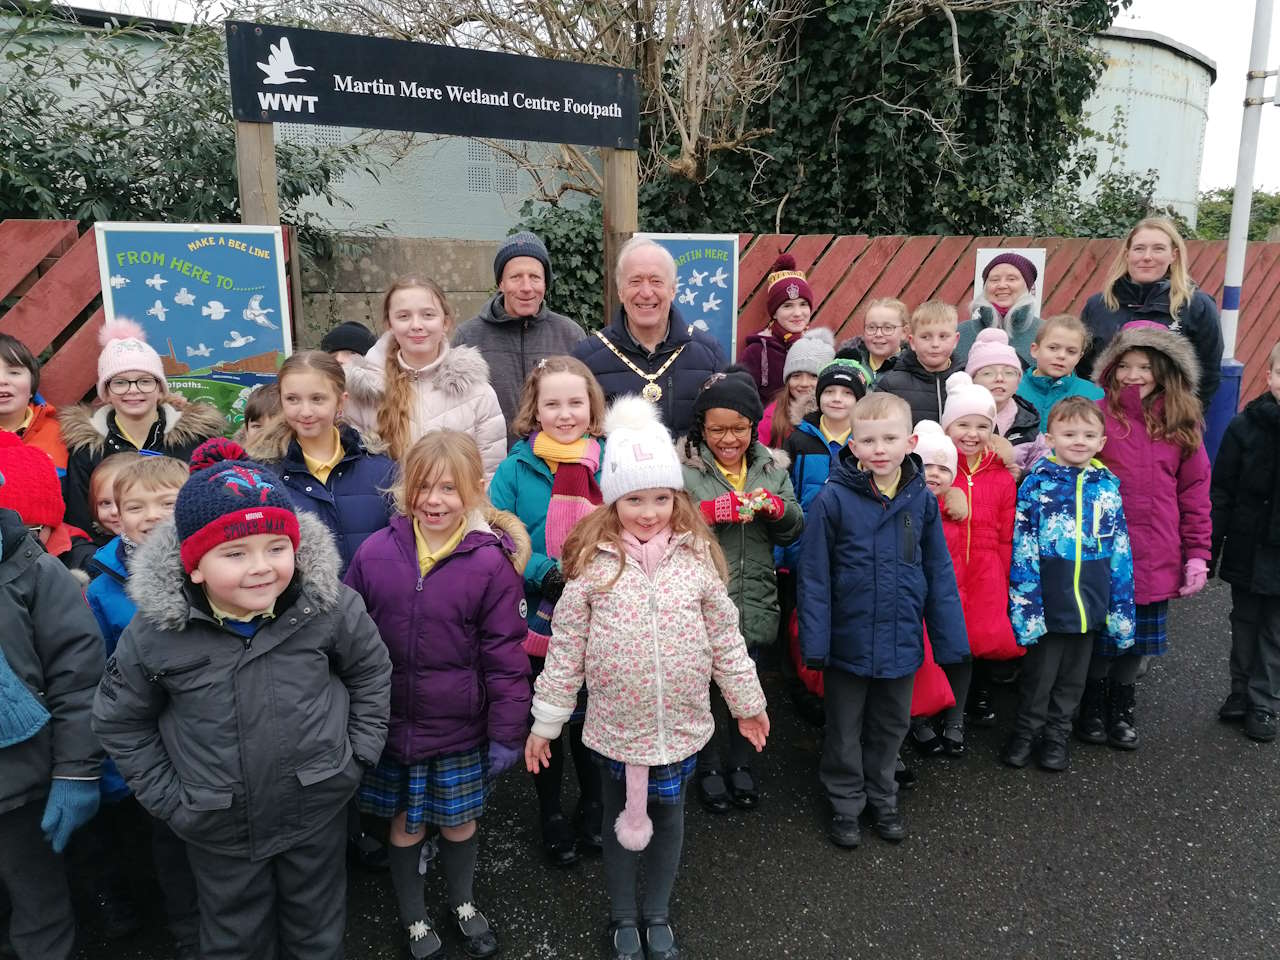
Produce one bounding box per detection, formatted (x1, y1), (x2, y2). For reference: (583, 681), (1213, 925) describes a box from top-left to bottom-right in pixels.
(494, 231), (553, 287)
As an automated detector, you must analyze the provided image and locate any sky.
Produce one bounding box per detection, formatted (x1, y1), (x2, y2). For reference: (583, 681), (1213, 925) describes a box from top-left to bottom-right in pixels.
(62, 0), (1280, 192)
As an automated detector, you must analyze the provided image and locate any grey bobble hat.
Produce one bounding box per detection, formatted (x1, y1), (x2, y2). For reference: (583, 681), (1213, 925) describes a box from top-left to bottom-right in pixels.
(494, 231), (553, 288)
(782, 327), (836, 381)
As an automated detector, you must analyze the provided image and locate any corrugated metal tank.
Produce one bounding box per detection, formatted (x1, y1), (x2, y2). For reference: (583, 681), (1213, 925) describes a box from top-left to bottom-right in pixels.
(1081, 27), (1216, 227)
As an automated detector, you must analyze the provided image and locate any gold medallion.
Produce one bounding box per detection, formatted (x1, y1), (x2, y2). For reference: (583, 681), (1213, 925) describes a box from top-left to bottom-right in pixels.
(642, 381), (663, 403)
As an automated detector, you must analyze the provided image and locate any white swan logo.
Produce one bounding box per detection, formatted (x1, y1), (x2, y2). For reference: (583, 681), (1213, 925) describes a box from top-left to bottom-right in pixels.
(257, 37), (314, 86)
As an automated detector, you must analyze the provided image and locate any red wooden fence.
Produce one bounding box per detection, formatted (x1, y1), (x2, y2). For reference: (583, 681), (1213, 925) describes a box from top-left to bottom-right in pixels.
(4, 220), (1280, 406)
(735, 233), (1280, 404)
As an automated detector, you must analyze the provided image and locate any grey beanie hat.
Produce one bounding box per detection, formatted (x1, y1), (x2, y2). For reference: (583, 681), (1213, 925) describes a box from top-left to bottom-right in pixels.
(782, 327), (836, 381)
(494, 231), (553, 288)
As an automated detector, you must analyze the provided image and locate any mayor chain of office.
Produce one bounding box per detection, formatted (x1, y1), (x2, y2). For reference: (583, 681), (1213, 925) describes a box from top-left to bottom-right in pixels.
(331, 75), (624, 119)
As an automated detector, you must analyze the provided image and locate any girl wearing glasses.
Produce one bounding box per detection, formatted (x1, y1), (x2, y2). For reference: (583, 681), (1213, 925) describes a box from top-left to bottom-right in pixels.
(679, 367), (802, 815)
(60, 320), (224, 535)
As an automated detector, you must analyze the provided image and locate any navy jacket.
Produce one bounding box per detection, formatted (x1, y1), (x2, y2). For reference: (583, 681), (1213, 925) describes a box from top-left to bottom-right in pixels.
(263, 426), (396, 573)
(1212, 392), (1280, 595)
(84, 537), (135, 802)
(872, 350), (962, 428)
(1079, 278), (1223, 404)
(573, 305), (725, 436)
(797, 453), (968, 678)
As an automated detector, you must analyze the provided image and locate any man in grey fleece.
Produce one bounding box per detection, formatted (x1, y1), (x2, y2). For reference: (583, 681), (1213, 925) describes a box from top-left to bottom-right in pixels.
(453, 231), (585, 439)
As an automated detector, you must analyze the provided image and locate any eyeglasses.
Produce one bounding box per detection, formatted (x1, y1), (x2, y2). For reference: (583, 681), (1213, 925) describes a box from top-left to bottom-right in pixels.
(108, 376), (160, 396)
(864, 325), (901, 335)
(705, 425), (752, 440)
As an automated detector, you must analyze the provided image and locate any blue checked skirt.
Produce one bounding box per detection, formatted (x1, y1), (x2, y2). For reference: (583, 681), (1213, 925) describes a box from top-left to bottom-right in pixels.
(594, 751), (696, 806)
(1097, 600), (1168, 658)
(357, 748), (487, 833)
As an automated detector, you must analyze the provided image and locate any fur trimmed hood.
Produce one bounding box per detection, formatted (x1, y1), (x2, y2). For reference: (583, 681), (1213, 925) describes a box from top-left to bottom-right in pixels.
(245, 420), (388, 463)
(476, 506), (533, 576)
(344, 333), (492, 410)
(127, 511), (342, 632)
(678, 437), (790, 474)
(1092, 322), (1200, 392)
(969, 291), (1040, 331)
(58, 401), (226, 456)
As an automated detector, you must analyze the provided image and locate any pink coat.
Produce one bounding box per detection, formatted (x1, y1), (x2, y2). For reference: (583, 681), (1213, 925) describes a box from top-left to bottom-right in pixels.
(530, 532), (766, 766)
(1096, 387), (1211, 604)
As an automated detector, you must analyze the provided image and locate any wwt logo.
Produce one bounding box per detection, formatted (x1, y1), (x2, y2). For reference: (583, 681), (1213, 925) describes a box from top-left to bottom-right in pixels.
(257, 36), (318, 113)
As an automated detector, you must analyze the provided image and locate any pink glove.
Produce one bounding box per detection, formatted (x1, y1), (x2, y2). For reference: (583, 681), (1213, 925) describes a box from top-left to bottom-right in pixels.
(748, 488), (786, 521)
(700, 492), (750, 525)
(1178, 558), (1208, 597)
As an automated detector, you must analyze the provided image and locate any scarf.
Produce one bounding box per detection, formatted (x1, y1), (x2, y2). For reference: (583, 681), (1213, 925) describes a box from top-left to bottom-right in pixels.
(992, 301), (1011, 319)
(525, 432), (603, 656)
(621, 527), (672, 578)
(994, 401), (1017, 437)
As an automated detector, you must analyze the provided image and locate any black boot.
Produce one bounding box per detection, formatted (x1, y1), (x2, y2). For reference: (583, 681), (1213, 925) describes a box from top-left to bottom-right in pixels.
(1075, 679), (1108, 745)
(1107, 681), (1139, 750)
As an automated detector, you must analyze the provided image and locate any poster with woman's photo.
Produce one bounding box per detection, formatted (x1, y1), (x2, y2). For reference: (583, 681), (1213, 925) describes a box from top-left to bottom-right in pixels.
(972, 248), (1047, 318)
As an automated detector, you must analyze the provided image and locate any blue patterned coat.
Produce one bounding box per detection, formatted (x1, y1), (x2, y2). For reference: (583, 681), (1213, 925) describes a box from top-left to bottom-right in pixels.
(1009, 456), (1136, 654)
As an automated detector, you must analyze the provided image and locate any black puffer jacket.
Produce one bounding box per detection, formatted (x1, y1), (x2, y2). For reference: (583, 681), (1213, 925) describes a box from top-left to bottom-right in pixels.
(835, 336), (901, 383)
(573, 305), (725, 436)
(0, 508), (105, 815)
(1080, 277), (1223, 404)
(871, 350), (962, 427)
(1212, 392), (1280, 594)
(1001, 394), (1042, 447)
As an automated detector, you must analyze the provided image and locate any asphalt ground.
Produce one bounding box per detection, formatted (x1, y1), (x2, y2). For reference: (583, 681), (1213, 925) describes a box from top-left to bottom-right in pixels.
(74, 579), (1280, 959)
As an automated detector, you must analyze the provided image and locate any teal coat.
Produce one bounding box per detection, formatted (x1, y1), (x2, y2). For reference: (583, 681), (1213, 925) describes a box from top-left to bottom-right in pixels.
(1016, 369), (1104, 432)
(488, 437), (605, 629)
(678, 440), (804, 648)
(956, 294), (1040, 370)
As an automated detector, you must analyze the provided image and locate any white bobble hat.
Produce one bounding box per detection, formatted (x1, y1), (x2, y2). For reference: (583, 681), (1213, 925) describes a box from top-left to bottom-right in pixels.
(600, 396), (685, 505)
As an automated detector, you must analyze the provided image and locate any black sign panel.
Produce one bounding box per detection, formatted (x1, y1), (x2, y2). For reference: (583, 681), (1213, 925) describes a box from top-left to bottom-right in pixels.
(226, 21), (638, 149)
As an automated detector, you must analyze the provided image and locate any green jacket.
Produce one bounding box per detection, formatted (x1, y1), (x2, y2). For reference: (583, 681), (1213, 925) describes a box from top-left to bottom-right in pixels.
(679, 440), (804, 648)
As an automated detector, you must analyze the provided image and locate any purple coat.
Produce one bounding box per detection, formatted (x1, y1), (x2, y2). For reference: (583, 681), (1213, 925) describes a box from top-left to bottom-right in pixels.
(343, 510), (532, 762)
(740, 327), (791, 401)
(1097, 388), (1211, 604)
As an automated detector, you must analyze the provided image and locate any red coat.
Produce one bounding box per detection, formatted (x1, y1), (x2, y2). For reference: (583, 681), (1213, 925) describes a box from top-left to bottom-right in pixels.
(954, 450), (1021, 660)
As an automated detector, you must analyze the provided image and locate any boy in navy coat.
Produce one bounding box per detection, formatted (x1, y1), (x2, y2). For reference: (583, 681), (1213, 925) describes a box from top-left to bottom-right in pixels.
(798, 393), (968, 848)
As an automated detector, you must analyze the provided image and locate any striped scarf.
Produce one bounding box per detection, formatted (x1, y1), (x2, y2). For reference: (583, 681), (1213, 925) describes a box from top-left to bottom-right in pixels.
(525, 432), (602, 656)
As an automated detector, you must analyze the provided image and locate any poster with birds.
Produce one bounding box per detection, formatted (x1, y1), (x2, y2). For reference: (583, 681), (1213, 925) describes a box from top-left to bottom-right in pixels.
(94, 222), (292, 425)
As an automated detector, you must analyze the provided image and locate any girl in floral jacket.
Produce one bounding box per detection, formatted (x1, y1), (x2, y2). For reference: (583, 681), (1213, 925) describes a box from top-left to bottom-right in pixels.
(525, 397), (768, 960)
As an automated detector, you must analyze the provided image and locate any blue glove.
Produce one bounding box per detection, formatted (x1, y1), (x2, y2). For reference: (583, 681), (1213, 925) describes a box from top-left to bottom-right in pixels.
(41, 778), (100, 853)
(486, 741), (521, 778)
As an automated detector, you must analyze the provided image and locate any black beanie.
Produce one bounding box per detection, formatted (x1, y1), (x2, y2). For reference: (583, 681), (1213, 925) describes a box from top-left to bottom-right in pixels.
(693, 366), (765, 426)
(494, 231), (553, 287)
(320, 321), (377, 357)
(816, 358), (871, 402)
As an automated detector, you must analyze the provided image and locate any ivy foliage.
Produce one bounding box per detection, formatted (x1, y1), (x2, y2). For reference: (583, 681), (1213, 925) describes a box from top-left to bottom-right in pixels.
(636, 0), (1129, 236)
(0, 2), (382, 265)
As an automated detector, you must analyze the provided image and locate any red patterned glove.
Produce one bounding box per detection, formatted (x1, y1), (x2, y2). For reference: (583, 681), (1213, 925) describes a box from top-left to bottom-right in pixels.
(700, 491), (749, 524)
(749, 488), (786, 521)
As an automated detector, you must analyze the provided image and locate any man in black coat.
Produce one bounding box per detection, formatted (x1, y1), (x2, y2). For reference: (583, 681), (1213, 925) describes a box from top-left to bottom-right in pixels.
(573, 237), (725, 436)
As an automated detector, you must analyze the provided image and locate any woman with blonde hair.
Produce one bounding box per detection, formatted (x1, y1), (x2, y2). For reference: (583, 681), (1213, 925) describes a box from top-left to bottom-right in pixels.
(1079, 217), (1223, 404)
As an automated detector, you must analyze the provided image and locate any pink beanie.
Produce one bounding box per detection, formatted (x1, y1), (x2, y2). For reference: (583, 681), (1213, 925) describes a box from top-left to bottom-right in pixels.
(913, 420), (957, 478)
(941, 372), (997, 430)
(965, 328), (1021, 376)
(97, 319), (167, 402)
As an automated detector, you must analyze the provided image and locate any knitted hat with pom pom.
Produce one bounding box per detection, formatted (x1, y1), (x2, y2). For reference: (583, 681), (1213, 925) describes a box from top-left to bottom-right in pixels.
(782, 327), (836, 381)
(0, 433), (64, 528)
(941, 372), (998, 431)
(599, 396), (684, 506)
(913, 420), (958, 478)
(965, 328), (1022, 377)
(175, 438), (300, 573)
(765, 254), (814, 316)
(97, 319), (167, 402)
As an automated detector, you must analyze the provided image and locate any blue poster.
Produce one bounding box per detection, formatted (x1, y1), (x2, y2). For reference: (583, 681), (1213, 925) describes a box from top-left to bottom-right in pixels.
(638, 233), (739, 361)
(94, 222), (292, 425)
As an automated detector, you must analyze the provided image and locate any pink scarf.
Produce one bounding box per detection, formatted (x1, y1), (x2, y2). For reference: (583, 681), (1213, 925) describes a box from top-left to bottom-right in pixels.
(994, 401), (1017, 437)
(621, 528), (672, 578)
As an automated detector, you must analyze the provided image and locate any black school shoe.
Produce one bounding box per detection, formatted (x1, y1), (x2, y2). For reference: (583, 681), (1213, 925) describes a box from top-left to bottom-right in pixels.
(827, 814), (861, 848)
(909, 719), (943, 757)
(894, 753), (917, 789)
(609, 922), (644, 960)
(1038, 737), (1069, 772)
(454, 903), (498, 959)
(1245, 709), (1278, 742)
(940, 720), (966, 757)
(644, 918), (680, 960)
(1219, 691), (1248, 724)
(541, 812), (579, 868)
(727, 766), (759, 809)
(697, 771), (731, 814)
(404, 920), (444, 960)
(1074, 679), (1108, 745)
(1000, 734), (1034, 768)
(863, 806), (907, 842)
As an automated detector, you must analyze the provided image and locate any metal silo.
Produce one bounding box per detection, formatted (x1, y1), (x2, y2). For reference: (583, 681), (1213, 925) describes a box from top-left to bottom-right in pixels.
(1081, 26), (1217, 227)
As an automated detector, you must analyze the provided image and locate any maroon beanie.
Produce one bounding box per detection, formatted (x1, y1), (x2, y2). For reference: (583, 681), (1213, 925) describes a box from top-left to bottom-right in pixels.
(765, 254), (814, 317)
(982, 252), (1038, 290)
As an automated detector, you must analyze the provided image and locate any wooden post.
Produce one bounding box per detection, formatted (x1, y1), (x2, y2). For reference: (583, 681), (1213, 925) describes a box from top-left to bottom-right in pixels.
(601, 147), (639, 326)
(235, 121), (281, 225)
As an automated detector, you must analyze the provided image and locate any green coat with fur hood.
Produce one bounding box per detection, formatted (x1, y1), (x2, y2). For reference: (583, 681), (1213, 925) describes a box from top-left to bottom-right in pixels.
(679, 439), (804, 649)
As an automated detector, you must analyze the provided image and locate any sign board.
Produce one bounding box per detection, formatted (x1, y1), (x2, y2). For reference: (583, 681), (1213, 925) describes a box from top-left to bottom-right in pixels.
(637, 234), (740, 362)
(94, 223), (292, 425)
(972, 247), (1047, 319)
(225, 21), (638, 149)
